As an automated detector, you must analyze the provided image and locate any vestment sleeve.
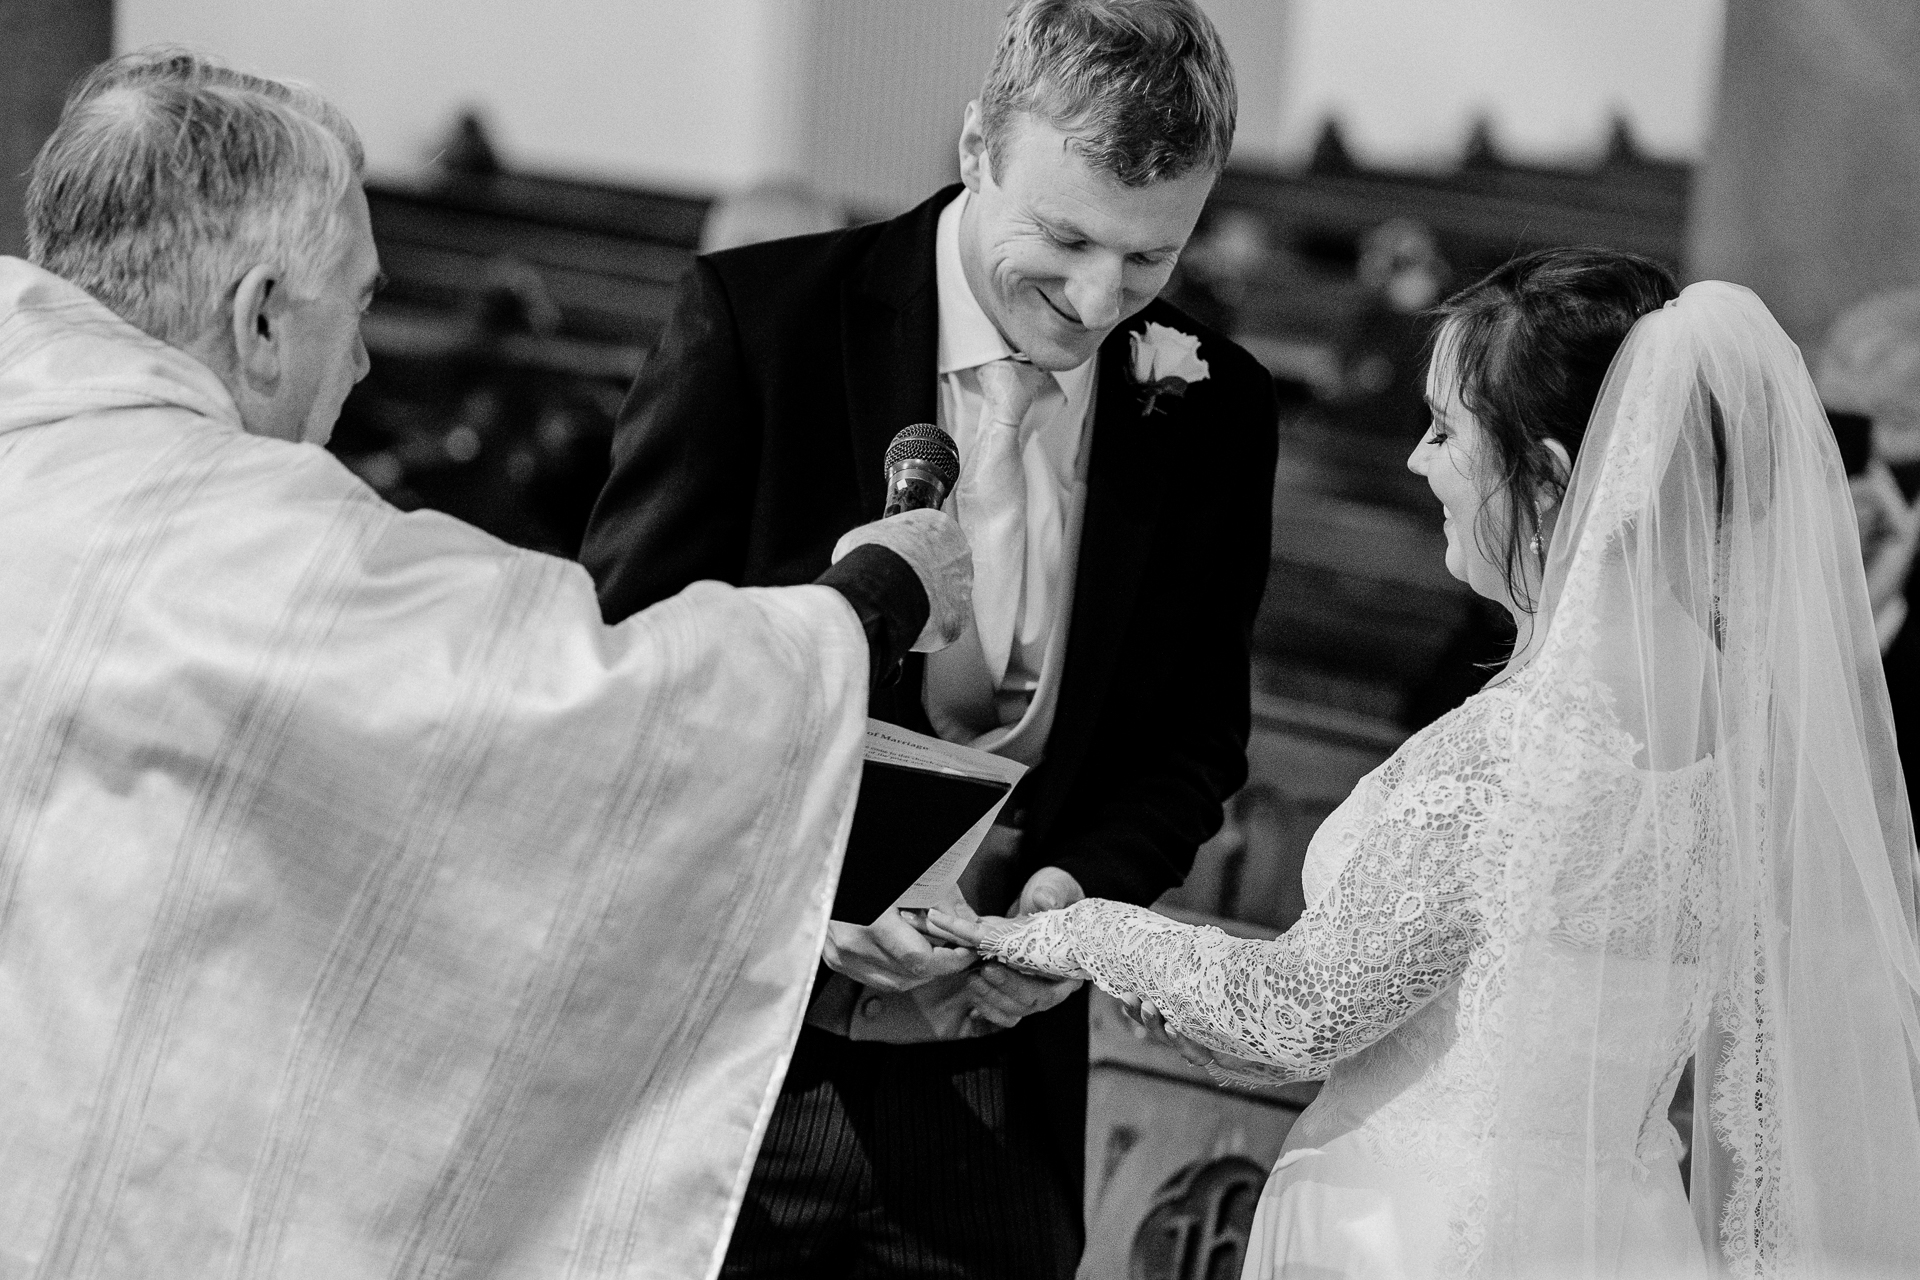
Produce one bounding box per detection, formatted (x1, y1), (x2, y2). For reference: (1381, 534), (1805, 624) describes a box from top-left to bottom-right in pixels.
(580, 258), (758, 623)
(814, 544), (927, 688)
(985, 762), (1485, 1082)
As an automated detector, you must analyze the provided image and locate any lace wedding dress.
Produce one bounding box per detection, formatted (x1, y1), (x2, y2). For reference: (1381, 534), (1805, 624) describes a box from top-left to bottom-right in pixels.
(986, 283), (1920, 1278)
(996, 668), (1711, 1278)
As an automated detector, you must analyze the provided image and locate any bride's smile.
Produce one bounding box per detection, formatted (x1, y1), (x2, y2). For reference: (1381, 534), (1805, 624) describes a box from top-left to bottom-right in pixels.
(1408, 347), (1510, 604)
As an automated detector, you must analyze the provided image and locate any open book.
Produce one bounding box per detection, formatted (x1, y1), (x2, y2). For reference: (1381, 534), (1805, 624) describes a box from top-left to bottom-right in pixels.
(831, 719), (1028, 924)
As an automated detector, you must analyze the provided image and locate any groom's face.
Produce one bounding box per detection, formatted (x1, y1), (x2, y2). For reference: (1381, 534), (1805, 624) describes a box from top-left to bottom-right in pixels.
(956, 106), (1213, 371)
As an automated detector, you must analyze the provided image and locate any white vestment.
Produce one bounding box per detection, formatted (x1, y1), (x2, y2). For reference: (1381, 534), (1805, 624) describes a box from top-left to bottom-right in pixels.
(0, 257), (868, 1280)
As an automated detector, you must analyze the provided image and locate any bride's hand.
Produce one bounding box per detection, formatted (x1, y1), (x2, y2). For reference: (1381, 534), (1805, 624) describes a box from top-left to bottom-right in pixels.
(923, 904), (1016, 954)
(1118, 994), (1217, 1070)
(927, 901), (1089, 982)
(924, 906), (1055, 975)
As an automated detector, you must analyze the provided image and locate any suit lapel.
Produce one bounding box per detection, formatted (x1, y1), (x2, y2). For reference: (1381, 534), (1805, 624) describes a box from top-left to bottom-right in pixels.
(839, 188), (952, 515)
(840, 188), (953, 730)
(1043, 319), (1171, 796)
(833, 198), (1182, 761)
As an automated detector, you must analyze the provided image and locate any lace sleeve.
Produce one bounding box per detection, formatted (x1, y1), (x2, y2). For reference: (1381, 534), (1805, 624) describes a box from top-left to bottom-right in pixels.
(1204, 1055), (1308, 1092)
(985, 789), (1485, 1081)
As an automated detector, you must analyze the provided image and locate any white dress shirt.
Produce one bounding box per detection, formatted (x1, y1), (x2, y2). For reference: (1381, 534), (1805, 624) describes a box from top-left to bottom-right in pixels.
(806, 192), (1100, 1045)
(924, 189), (1097, 769)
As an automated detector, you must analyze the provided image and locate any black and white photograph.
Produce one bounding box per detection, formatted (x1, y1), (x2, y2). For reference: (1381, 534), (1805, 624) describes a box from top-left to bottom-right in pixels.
(2, 1), (1918, 1277)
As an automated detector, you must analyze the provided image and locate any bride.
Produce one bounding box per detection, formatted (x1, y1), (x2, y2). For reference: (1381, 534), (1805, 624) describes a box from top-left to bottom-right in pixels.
(932, 248), (1920, 1278)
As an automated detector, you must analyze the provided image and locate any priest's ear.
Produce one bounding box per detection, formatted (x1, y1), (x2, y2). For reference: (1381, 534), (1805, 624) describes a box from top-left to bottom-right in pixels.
(228, 263), (289, 416)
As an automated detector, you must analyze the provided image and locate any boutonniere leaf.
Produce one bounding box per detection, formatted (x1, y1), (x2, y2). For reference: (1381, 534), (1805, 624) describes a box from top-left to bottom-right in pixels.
(1129, 321), (1211, 416)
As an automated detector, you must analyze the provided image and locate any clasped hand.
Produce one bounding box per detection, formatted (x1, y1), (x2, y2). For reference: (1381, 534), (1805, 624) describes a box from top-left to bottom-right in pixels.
(822, 867), (1085, 1030)
(821, 904), (976, 994)
(927, 892), (1219, 1067)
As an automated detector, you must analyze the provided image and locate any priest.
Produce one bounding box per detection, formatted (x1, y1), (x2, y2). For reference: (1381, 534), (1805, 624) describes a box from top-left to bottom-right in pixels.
(0, 50), (969, 1280)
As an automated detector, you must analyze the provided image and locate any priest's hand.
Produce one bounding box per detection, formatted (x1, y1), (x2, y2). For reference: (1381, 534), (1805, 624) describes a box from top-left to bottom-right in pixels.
(823, 908), (976, 994)
(831, 508), (973, 652)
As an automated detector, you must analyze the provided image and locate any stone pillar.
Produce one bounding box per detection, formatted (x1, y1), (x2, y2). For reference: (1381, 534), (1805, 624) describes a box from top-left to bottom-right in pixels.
(1690, 0), (1920, 345)
(0, 0), (113, 258)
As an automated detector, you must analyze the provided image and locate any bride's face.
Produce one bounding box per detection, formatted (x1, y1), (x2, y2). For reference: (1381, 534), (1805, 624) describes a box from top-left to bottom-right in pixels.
(1408, 338), (1516, 608)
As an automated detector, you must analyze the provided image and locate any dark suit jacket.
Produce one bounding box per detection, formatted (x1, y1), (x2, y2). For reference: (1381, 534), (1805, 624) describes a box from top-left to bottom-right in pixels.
(580, 185), (1278, 1195)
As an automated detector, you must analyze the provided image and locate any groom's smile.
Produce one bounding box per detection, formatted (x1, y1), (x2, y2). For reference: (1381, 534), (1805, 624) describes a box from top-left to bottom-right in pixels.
(954, 106), (1213, 372)
(1037, 287), (1079, 326)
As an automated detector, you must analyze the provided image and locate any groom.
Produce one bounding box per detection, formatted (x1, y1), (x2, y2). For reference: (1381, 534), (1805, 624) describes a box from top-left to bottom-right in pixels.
(582, 0), (1277, 1272)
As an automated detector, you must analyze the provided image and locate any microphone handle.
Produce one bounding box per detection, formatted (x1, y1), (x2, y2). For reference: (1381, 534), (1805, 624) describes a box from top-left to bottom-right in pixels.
(882, 460), (952, 517)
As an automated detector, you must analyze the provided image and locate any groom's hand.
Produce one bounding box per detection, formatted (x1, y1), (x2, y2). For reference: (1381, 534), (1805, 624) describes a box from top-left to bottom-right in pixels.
(824, 908), (976, 994)
(964, 865), (1086, 1030)
(1011, 866), (1083, 918)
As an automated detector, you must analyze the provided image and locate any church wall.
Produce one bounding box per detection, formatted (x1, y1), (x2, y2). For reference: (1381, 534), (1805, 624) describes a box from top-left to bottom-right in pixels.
(1278, 0), (1725, 167)
(114, 0), (1722, 204)
(795, 0), (1294, 212)
(1690, 0), (1920, 344)
(114, 0), (809, 192)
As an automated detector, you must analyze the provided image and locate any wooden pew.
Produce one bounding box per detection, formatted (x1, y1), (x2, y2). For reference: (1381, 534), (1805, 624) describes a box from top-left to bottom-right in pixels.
(365, 170), (707, 350)
(332, 170), (710, 556)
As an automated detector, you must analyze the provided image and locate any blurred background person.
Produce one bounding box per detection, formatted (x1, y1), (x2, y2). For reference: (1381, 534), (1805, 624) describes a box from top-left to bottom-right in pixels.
(1161, 204), (1270, 333)
(1817, 286), (1920, 819)
(1817, 287), (1920, 647)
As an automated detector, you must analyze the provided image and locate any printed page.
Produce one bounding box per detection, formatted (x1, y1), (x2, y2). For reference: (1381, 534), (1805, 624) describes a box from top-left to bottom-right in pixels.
(889, 792), (1016, 911)
(864, 719), (1027, 786)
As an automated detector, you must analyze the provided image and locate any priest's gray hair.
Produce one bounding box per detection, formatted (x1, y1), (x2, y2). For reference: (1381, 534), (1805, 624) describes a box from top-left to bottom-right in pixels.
(980, 0), (1236, 187)
(26, 49), (365, 348)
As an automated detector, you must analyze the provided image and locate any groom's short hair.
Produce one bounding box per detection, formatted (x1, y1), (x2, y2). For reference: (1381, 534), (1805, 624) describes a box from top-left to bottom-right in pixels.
(25, 48), (364, 349)
(980, 0), (1237, 186)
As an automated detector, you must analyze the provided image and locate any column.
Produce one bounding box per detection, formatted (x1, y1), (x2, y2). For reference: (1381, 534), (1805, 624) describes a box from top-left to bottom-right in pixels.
(1690, 0), (1920, 344)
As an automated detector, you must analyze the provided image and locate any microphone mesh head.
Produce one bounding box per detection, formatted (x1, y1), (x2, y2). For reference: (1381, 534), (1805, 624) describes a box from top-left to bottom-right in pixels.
(884, 423), (960, 491)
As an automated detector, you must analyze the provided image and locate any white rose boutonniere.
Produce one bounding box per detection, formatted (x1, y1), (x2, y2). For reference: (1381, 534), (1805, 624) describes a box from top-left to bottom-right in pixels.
(1129, 321), (1210, 416)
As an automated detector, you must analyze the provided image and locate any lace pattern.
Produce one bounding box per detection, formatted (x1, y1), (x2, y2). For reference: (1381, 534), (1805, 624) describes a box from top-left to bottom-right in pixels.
(989, 666), (1723, 1279)
(987, 702), (1495, 1080)
(1709, 918), (1797, 1275)
(991, 282), (1920, 1276)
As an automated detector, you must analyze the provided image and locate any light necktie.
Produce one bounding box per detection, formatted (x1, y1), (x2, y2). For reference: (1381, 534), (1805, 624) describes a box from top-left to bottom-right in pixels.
(957, 357), (1048, 684)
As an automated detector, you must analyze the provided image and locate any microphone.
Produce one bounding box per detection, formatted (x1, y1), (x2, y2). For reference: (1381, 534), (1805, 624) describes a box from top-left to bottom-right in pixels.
(882, 423), (961, 517)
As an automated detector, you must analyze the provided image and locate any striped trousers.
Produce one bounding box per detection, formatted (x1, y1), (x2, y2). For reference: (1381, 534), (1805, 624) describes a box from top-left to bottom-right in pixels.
(722, 1028), (1080, 1278)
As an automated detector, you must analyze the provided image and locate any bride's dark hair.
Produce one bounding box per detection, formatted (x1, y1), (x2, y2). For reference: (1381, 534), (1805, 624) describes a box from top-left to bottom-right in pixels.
(1432, 246), (1679, 611)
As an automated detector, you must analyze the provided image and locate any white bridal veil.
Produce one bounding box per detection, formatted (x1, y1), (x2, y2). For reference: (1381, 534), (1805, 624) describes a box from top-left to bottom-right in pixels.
(1471, 281), (1920, 1276)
